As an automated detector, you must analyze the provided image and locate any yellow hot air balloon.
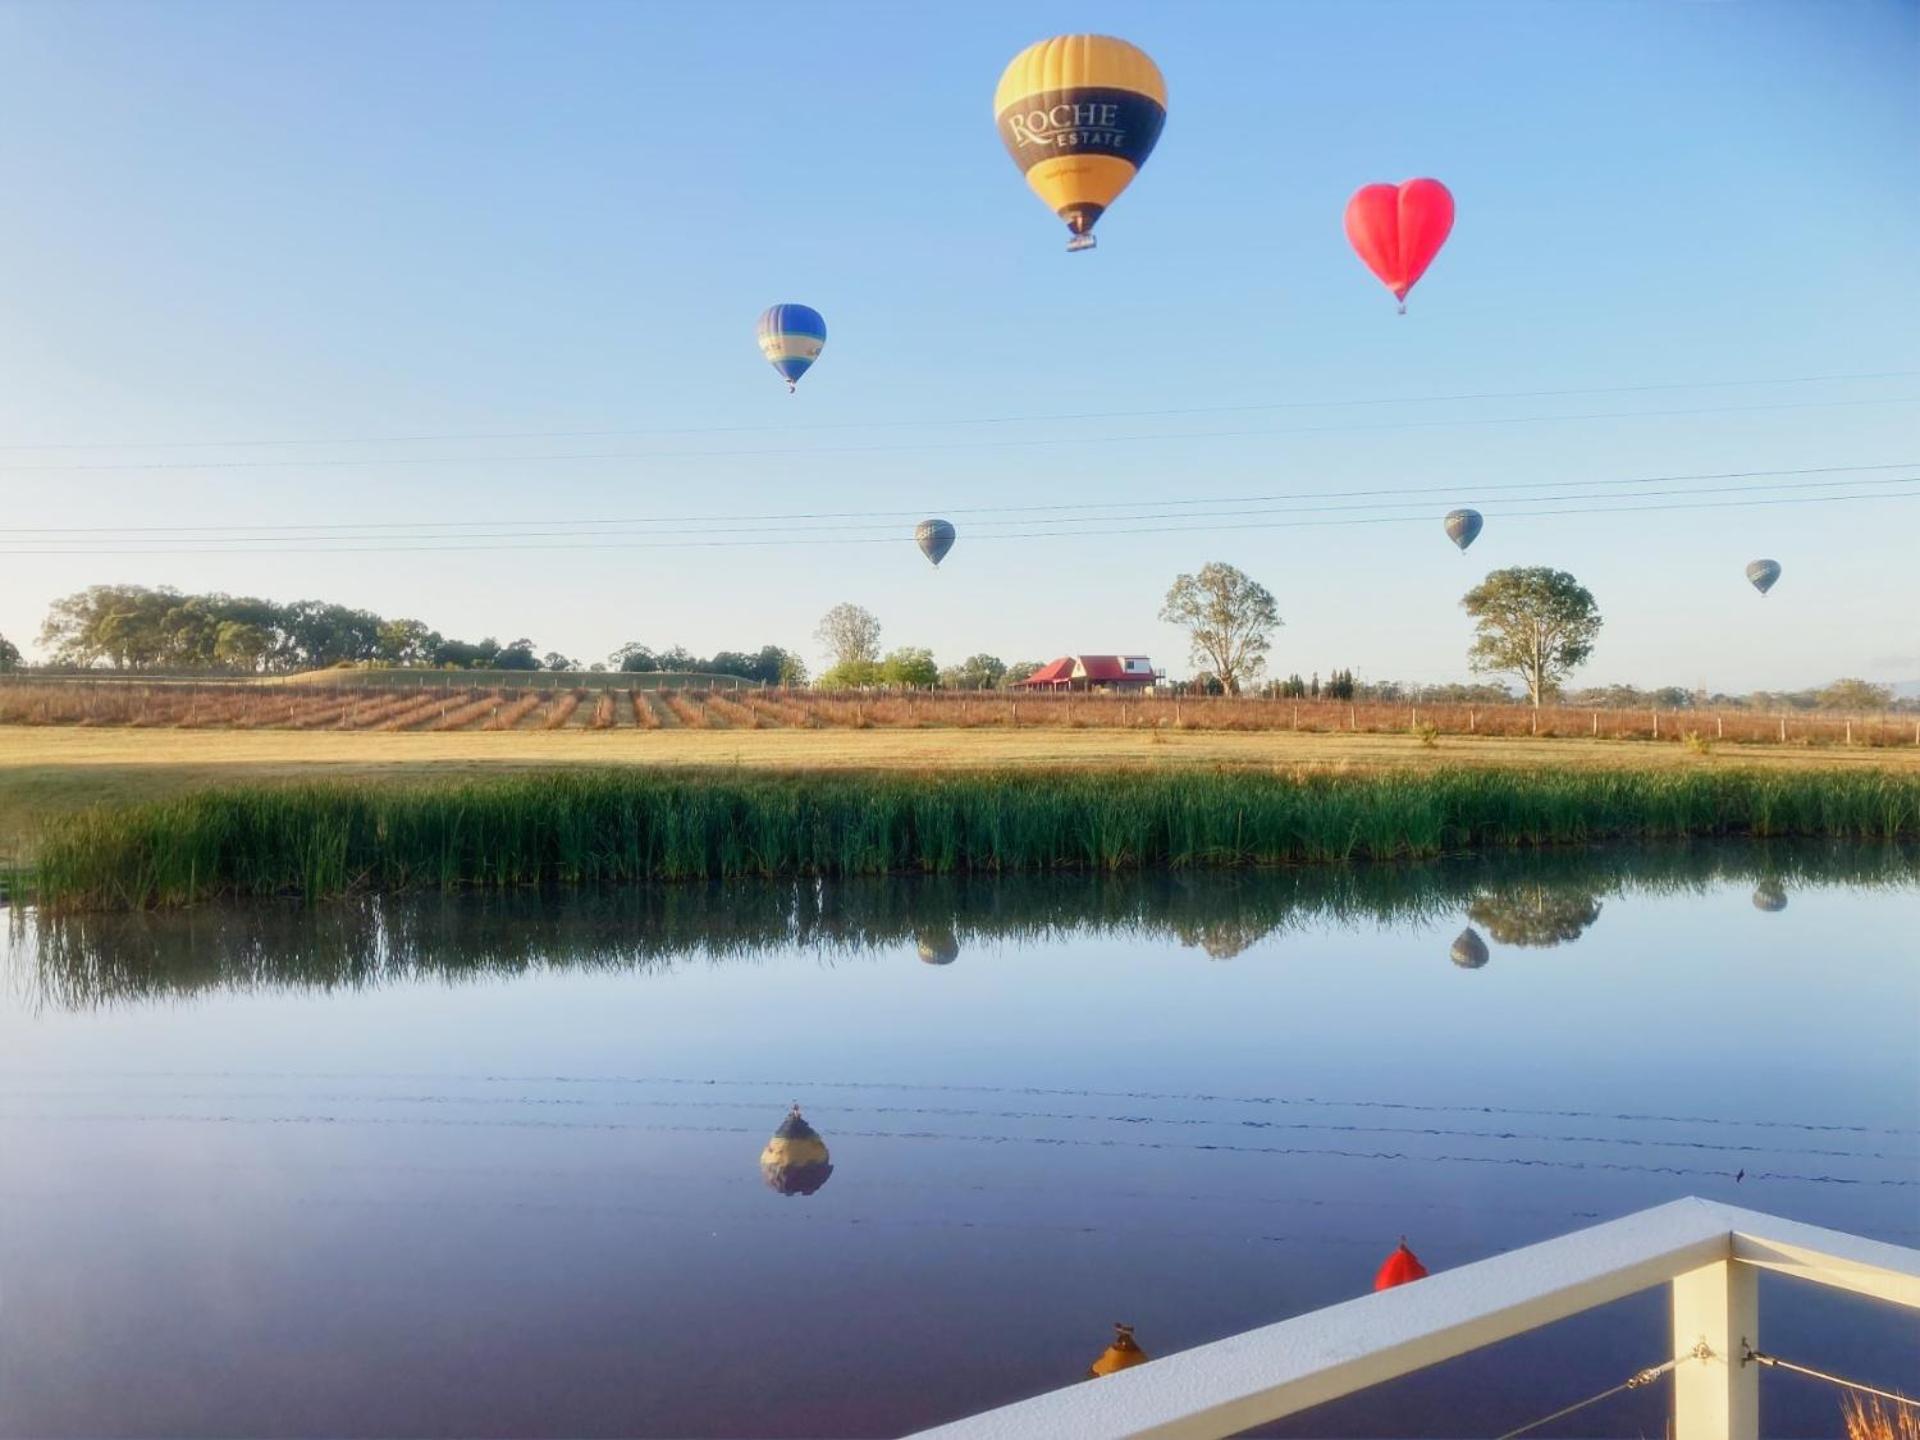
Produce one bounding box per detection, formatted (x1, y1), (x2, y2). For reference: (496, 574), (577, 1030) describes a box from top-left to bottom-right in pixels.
(994, 35), (1166, 251)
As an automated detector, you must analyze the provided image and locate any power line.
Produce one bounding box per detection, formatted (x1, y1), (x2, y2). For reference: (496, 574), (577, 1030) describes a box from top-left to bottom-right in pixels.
(8, 473), (1909, 547)
(8, 462), (1910, 536)
(2, 395), (1914, 474)
(3, 483), (1911, 556)
(1, 368), (1911, 453)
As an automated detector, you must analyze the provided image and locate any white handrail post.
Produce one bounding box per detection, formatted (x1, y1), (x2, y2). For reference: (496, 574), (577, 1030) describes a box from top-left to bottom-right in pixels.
(1671, 1261), (1758, 1440)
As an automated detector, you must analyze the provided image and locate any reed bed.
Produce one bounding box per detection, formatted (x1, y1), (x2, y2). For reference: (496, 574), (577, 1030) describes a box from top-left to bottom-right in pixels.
(630, 690), (662, 729)
(27, 766), (1920, 912)
(589, 691), (616, 730)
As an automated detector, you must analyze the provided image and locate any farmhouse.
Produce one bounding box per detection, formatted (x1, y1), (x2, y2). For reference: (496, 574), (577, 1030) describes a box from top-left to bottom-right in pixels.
(1013, 655), (1160, 692)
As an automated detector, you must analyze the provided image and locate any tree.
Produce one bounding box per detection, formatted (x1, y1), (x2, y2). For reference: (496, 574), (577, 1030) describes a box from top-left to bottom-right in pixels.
(940, 653), (1007, 690)
(1158, 563), (1281, 694)
(1001, 661), (1043, 687)
(541, 652), (578, 672)
(817, 659), (882, 690)
(494, 638), (541, 671)
(1461, 567), (1602, 708)
(880, 646), (938, 687)
(1818, 678), (1893, 711)
(0, 633), (20, 671)
(378, 619), (441, 668)
(815, 603), (882, 669)
(611, 642), (658, 673)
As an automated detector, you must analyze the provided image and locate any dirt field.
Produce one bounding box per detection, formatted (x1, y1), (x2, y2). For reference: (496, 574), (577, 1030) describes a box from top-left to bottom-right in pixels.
(4, 723), (1916, 863)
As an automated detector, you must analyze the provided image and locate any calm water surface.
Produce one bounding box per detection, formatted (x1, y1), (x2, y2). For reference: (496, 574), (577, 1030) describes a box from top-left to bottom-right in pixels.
(2, 844), (1915, 1438)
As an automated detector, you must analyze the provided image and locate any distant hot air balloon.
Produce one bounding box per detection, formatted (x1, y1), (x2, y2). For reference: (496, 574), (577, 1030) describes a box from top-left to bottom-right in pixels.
(756, 304), (827, 393)
(1449, 927), (1489, 969)
(1374, 1239), (1429, 1291)
(1746, 559), (1782, 597)
(1444, 509), (1483, 553)
(1088, 1324), (1149, 1378)
(1345, 179), (1455, 313)
(916, 519), (956, 567)
(995, 35), (1166, 252)
(760, 1104), (834, 1197)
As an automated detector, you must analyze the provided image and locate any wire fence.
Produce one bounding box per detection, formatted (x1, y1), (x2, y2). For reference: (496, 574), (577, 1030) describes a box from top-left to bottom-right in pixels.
(1, 674), (1917, 743)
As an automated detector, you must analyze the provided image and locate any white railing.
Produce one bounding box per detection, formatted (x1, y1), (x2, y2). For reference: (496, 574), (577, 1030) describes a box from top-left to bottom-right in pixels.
(907, 1197), (1918, 1440)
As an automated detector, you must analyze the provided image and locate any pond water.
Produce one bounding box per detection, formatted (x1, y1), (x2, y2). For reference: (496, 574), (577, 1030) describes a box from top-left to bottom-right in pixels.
(2, 844), (1915, 1439)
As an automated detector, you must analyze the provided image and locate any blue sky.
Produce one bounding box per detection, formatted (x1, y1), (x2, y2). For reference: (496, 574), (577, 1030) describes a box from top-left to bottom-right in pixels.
(0, 0), (1914, 688)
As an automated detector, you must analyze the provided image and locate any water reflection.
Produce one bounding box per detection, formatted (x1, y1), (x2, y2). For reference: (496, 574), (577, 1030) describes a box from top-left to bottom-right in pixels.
(1449, 927), (1490, 969)
(1465, 885), (1604, 947)
(759, 1104), (835, 1197)
(7, 841), (1913, 1010)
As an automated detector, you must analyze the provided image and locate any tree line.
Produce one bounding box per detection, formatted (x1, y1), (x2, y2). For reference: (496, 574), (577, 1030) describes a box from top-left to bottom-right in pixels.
(1, 579), (1909, 712)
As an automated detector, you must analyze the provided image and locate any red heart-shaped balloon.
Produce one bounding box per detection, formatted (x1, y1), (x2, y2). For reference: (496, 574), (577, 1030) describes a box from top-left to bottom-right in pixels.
(1344, 178), (1455, 310)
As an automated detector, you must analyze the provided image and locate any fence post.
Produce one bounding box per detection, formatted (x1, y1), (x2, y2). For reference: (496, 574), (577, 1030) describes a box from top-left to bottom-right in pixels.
(1653, 710), (1660, 740)
(1671, 1260), (1759, 1440)
(1469, 709), (1476, 733)
(1845, 719), (1852, 745)
(1532, 709), (1538, 736)
(1717, 715), (1723, 740)
(1349, 705), (1356, 731)
(1779, 715), (1786, 743)
(1592, 710), (1598, 736)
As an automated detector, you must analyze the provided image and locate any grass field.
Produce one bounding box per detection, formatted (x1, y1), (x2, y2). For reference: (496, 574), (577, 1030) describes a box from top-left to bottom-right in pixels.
(5, 723), (1918, 866)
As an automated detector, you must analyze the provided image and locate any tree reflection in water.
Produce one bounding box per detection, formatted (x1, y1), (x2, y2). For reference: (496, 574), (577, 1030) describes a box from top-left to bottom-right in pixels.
(6, 841), (1911, 1009)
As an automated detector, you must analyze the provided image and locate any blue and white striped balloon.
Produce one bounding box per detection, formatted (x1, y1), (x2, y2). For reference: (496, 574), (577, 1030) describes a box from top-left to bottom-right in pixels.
(756, 304), (827, 393)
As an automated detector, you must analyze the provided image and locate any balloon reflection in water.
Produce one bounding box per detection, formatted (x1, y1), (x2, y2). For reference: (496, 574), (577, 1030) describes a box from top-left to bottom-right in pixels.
(760, 1104), (834, 1197)
(915, 928), (960, 965)
(1449, 927), (1490, 969)
(1752, 880), (1789, 913)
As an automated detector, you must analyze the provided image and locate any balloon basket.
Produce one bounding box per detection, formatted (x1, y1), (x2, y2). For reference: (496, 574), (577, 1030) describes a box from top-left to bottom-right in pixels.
(1066, 233), (1097, 253)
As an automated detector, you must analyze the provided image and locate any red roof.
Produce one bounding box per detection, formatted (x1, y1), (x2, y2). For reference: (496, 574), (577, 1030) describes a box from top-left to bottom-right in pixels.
(1014, 655), (1155, 686)
(1018, 657), (1077, 685)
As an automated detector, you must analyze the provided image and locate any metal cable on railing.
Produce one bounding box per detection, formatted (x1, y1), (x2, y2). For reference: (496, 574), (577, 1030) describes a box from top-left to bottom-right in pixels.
(1743, 1343), (1918, 1408)
(1492, 1342), (1711, 1440)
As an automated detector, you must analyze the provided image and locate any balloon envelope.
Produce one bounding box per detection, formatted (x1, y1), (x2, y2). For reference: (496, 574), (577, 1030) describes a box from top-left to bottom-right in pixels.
(916, 518), (956, 566)
(756, 304), (827, 391)
(1374, 1241), (1429, 1291)
(1444, 509), (1483, 552)
(1345, 179), (1455, 309)
(1746, 559), (1781, 596)
(995, 35), (1166, 250)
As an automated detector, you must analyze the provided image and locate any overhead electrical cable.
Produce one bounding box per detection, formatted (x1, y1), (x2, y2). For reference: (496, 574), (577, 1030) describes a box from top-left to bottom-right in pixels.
(7, 462), (1911, 536)
(4, 484), (1913, 556)
(1, 368), (1910, 452)
(2, 396), (1915, 474)
(7, 473), (1909, 548)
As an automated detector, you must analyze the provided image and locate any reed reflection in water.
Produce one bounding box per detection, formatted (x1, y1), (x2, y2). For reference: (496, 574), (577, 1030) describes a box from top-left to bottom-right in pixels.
(9, 840), (1911, 1011)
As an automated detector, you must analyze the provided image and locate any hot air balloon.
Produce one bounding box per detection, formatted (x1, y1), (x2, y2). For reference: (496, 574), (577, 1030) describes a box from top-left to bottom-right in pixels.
(756, 304), (827, 393)
(1088, 1324), (1149, 1378)
(1444, 509), (1483, 553)
(1449, 927), (1489, 969)
(995, 35), (1166, 252)
(1345, 179), (1455, 313)
(1752, 881), (1788, 913)
(916, 519), (956, 567)
(760, 1104), (834, 1197)
(1746, 559), (1781, 597)
(1374, 1239), (1429, 1291)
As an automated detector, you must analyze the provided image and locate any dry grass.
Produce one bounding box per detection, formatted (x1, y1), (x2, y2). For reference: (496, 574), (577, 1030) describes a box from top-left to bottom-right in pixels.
(631, 691), (661, 730)
(542, 690), (583, 731)
(589, 691), (616, 730)
(482, 693), (543, 732)
(1844, 1397), (1919, 1440)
